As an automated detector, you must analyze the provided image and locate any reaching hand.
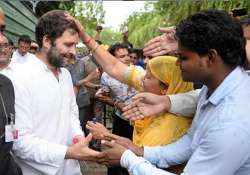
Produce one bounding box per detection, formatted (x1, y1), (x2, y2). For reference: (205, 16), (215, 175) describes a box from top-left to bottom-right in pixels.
(122, 92), (171, 121)
(65, 13), (89, 42)
(103, 133), (143, 156)
(86, 121), (110, 140)
(65, 133), (101, 161)
(89, 68), (101, 81)
(97, 140), (127, 167)
(143, 26), (177, 57)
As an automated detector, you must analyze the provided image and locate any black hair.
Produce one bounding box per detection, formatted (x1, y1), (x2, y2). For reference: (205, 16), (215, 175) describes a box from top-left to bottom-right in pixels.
(35, 10), (79, 48)
(108, 43), (128, 56)
(176, 9), (246, 67)
(129, 48), (143, 57)
(18, 35), (31, 44)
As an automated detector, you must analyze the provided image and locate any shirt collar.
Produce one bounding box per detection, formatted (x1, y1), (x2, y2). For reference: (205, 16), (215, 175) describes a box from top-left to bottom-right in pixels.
(206, 67), (246, 105)
(33, 56), (61, 73)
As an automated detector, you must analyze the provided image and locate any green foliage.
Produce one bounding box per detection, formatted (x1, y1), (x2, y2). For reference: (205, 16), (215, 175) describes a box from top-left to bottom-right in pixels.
(123, 0), (250, 48)
(68, 1), (120, 45)
(31, 1), (75, 17)
(99, 28), (122, 46)
(69, 1), (105, 36)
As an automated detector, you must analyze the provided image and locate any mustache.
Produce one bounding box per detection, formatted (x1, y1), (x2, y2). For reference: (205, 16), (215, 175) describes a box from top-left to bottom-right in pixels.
(62, 53), (75, 59)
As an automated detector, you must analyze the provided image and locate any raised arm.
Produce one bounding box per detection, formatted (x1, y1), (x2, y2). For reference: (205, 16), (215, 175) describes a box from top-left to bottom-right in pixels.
(67, 15), (128, 83)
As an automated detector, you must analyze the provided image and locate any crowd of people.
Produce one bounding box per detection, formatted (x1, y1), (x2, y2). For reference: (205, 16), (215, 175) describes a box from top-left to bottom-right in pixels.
(1, 6), (250, 175)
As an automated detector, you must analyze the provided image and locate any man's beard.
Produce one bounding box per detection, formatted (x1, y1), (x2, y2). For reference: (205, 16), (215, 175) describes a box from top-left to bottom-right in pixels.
(47, 46), (64, 68)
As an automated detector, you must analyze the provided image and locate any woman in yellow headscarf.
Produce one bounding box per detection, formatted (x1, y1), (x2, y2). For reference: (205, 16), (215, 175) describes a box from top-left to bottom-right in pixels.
(87, 56), (192, 147)
(125, 55), (193, 146)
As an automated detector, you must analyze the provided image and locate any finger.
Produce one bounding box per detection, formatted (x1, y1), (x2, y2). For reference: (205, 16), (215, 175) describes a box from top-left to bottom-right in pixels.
(131, 114), (145, 121)
(122, 101), (137, 112)
(103, 133), (120, 140)
(144, 36), (161, 49)
(101, 140), (115, 148)
(85, 133), (93, 143)
(143, 42), (162, 54)
(150, 50), (168, 57)
(85, 124), (92, 130)
(144, 41), (161, 52)
(159, 26), (176, 33)
(144, 46), (164, 57)
(132, 93), (148, 101)
(123, 106), (140, 117)
(123, 97), (143, 110)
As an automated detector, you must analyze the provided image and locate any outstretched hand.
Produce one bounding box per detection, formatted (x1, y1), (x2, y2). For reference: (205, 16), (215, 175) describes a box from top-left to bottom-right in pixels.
(122, 92), (171, 121)
(86, 121), (110, 140)
(97, 139), (127, 167)
(143, 26), (177, 57)
(65, 133), (101, 161)
(103, 133), (143, 156)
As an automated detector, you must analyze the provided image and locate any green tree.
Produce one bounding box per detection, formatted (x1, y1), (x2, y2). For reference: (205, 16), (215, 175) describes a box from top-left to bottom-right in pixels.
(69, 1), (105, 37)
(69, 1), (121, 46)
(123, 0), (249, 48)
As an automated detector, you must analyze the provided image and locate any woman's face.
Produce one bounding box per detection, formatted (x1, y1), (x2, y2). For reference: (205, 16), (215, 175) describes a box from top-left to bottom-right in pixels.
(142, 65), (168, 95)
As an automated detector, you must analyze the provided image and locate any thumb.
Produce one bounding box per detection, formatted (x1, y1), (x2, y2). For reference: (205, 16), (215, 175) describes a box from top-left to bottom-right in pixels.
(159, 26), (175, 33)
(132, 92), (148, 101)
(101, 139), (115, 148)
(85, 133), (93, 144)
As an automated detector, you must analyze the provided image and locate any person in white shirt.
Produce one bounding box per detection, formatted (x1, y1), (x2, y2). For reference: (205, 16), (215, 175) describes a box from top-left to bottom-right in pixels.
(12, 10), (101, 175)
(12, 34), (35, 64)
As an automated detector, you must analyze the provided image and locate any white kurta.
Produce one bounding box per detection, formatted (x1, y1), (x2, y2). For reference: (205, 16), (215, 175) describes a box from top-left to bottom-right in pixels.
(12, 50), (36, 64)
(11, 56), (83, 175)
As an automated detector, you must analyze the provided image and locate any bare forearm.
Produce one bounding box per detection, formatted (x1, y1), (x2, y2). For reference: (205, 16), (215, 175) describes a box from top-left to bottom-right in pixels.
(81, 33), (127, 83)
(84, 82), (100, 89)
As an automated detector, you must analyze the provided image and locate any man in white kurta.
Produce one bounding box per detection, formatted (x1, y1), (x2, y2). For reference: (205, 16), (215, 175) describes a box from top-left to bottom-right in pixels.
(11, 35), (34, 64)
(12, 54), (83, 175)
(9, 10), (102, 175)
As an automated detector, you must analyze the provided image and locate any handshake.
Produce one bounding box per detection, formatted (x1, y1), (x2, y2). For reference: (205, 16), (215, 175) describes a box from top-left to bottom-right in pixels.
(65, 121), (144, 167)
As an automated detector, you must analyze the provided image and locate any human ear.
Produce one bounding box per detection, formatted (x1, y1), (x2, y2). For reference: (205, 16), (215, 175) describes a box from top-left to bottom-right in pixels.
(42, 35), (52, 50)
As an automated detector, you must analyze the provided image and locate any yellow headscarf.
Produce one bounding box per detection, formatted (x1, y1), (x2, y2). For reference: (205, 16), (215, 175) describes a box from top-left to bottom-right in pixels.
(148, 56), (193, 95)
(133, 56), (193, 146)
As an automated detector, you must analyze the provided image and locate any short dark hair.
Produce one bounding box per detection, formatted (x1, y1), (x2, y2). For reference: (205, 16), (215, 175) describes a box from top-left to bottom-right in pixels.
(35, 10), (79, 48)
(108, 43), (128, 56)
(18, 35), (31, 44)
(176, 10), (246, 67)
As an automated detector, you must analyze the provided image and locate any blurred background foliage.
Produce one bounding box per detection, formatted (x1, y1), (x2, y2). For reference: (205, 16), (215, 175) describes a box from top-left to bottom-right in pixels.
(27, 0), (250, 48)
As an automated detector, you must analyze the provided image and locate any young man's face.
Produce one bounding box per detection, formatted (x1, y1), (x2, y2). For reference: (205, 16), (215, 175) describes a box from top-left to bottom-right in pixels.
(176, 44), (209, 84)
(47, 28), (79, 68)
(114, 48), (130, 65)
(18, 41), (30, 56)
(129, 53), (138, 65)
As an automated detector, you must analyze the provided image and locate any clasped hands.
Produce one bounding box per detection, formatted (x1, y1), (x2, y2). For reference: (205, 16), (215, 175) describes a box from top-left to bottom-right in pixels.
(70, 121), (144, 167)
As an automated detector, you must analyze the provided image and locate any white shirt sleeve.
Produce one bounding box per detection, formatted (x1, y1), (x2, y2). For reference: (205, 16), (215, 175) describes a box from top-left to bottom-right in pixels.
(120, 133), (193, 175)
(143, 134), (193, 168)
(67, 71), (84, 137)
(121, 150), (176, 175)
(12, 77), (68, 174)
(168, 89), (200, 117)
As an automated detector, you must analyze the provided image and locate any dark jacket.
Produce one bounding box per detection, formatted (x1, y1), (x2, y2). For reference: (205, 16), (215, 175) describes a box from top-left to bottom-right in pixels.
(0, 74), (22, 175)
